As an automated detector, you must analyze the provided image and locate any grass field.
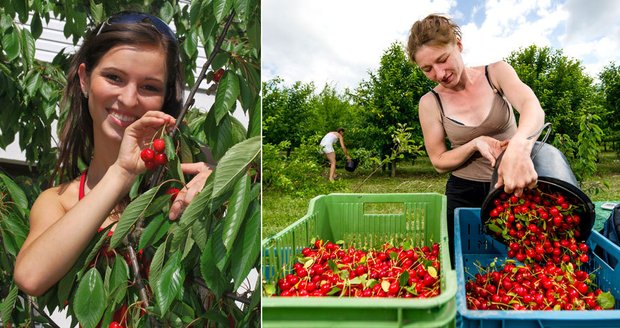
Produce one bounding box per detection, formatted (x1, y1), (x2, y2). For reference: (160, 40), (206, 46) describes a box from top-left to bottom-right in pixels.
(262, 152), (620, 239)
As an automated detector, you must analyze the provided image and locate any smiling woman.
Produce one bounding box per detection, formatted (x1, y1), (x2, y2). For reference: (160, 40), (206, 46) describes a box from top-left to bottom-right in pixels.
(12, 9), (212, 311)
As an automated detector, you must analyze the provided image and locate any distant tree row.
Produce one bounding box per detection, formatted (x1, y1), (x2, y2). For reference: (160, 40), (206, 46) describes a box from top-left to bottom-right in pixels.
(263, 42), (620, 181)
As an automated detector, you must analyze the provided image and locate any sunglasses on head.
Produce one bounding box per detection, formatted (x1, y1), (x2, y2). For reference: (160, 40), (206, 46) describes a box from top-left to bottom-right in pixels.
(96, 11), (177, 44)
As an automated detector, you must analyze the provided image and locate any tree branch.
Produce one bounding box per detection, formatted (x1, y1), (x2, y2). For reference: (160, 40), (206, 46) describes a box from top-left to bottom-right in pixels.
(28, 298), (61, 328)
(124, 10), (238, 326)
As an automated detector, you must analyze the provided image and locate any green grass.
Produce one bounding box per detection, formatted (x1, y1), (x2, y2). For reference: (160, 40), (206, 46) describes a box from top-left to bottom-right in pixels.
(262, 153), (620, 239)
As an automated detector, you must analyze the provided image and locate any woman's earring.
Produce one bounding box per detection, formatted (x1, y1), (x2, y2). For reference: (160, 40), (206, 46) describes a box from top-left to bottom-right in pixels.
(83, 91), (88, 99)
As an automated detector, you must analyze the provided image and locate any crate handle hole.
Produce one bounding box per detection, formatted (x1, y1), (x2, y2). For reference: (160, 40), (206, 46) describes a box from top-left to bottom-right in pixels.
(364, 202), (405, 215)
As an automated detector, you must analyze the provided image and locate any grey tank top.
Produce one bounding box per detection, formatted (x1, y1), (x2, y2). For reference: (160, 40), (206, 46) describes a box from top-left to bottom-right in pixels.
(430, 65), (517, 182)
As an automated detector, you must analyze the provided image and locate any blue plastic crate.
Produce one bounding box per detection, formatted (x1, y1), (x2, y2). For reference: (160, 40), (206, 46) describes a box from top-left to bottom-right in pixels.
(455, 208), (620, 328)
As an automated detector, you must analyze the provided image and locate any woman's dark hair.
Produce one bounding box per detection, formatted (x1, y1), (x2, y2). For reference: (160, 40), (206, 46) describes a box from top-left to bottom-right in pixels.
(337, 128), (345, 133)
(54, 13), (183, 184)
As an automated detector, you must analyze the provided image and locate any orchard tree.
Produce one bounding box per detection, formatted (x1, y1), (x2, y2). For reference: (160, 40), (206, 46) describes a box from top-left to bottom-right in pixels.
(0, 0), (261, 327)
(353, 41), (434, 176)
(506, 45), (604, 180)
(598, 62), (620, 152)
(262, 77), (314, 156)
(307, 84), (360, 134)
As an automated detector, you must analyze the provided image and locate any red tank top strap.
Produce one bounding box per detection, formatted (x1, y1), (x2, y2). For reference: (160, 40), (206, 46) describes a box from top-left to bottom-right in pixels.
(79, 170), (87, 200)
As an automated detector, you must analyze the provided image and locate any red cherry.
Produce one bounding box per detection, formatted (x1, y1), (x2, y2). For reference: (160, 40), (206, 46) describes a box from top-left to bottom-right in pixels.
(154, 153), (168, 166)
(153, 138), (166, 153)
(214, 68), (225, 82)
(165, 187), (181, 202)
(109, 322), (122, 328)
(140, 148), (155, 162)
(144, 160), (157, 170)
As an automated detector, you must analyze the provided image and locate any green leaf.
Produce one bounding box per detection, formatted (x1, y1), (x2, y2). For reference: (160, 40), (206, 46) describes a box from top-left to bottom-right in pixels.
(159, 2), (175, 23)
(1, 211), (28, 251)
(164, 134), (177, 162)
(21, 25), (36, 69)
(212, 136), (260, 198)
(1, 27), (20, 64)
(181, 235), (195, 260)
(139, 213), (171, 250)
(230, 201), (260, 290)
(238, 72), (253, 111)
(183, 30), (198, 58)
(0, 284), (18, 324)
(110, 186), (161, 248)
(90, 0), (104, 23)
(200, 13), (217, 41)
(263, 283), (275, 297)
(1, 224), (18, 256)
(149, 241), (167, 284)
(30, 12), (43, 39)
(74, 268), (105, 328)
(192, 217), (209, 250)
(109, 256), (129, 304)
(0, 173), (28, 216)
(214, 71), (240, 124)
(172, 178), (213, 246)
(247, 97), (260, 138)
(76, 228), (111, 280)
(129, 174), (143, 200)
(205, 111), (231, 161)
(234, 0), (251, 23)
(143, 194), (171, 218)
(212, 52), (230, 70)
(247, 13), (260, 51)
(399, 270), (410, 287)
(209, 220), (229, 271)
(14, 0), (27, 23)
(189, 0), (202, 27)
(597, 291), (615, 309)
(487, 223), (502, 234)
(328, 259), (338, 273)
(179, 138), (193, 166)
(213, 0), (234, 23)
(221, 174), (250, 251)
(200, 238), (228, 297)
(26, 71), (41, 97)
(154, 252), (185, 314)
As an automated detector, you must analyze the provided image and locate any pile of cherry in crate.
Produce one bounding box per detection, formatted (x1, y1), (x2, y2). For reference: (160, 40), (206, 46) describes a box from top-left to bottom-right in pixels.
(269, 239), (442, 298)
(466, 188), (615, 310)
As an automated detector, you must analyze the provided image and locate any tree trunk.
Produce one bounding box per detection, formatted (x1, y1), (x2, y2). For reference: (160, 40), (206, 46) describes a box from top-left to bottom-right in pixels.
(390, 160), (397, 177)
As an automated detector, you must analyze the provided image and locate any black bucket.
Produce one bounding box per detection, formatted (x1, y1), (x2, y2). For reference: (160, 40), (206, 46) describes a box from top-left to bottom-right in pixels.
(481, 141), (595, 243)
(345, 159), (359, 172)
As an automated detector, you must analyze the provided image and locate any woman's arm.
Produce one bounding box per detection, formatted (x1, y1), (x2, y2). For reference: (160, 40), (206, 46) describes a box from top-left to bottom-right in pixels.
(490, 61), (545, 195)
(419, 93), (507, 173)
(14, 111), (174, 296)
(338, 134), (351, 159)
(14, 165), (135, 296)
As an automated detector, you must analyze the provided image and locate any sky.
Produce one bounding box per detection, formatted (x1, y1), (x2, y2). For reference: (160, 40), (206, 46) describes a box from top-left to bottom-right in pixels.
(262, 0), (620, 91)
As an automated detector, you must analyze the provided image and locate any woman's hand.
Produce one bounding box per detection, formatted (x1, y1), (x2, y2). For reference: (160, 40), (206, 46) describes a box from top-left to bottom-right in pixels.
(115, 111), (175, 177)
(169, 162), (214, 220)
(494, 136), (537, 196)
(474, 136), (508, 168)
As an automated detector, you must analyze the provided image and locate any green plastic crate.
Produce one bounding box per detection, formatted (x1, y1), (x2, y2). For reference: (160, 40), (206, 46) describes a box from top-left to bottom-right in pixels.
(262, 193), (457, 328)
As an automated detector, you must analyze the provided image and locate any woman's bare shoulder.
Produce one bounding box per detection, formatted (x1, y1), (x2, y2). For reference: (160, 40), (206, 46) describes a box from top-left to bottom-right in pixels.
(31, 180), (79, 220)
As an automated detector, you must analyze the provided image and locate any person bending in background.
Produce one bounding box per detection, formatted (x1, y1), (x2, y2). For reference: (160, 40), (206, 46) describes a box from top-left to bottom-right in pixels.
(407, 14), (545, 267)
(320, 128), (351, 182)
